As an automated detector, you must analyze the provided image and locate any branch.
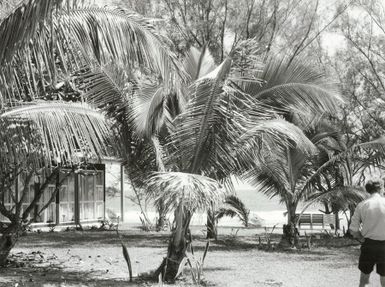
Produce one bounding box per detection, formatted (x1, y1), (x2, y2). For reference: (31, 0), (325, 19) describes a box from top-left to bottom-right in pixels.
(29, 170), (73, 224)
(21, 168), (59, 220)
(345, 34), (385, 95)
(296, 0), (354, 57)
(15, 171), (34, 217)
(287, 0), (318, 65)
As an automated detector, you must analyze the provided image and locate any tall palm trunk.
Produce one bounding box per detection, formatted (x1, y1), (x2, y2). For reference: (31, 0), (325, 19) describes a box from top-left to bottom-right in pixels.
(155, 203), (192, 281)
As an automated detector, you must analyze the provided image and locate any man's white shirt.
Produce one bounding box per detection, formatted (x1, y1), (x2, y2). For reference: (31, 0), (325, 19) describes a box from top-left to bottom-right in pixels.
(350, 193), (385, 241)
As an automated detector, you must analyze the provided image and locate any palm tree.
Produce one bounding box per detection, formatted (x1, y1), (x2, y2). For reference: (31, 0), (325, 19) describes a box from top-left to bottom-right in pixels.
(142, 51), (342, 280)
(299, 136), (385, 233)
(243, 118), (344, 245)
(0, 1), (342, 281)
(0, 0), (179, 264)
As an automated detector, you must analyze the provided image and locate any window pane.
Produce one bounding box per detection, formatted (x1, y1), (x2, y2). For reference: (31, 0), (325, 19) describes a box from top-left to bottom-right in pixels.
(96, 202), (104, 219)
(68, 176), (75, 202)
(44, 186), (55, 204)
(46, 204), (55, 223)
(96, 172), (103, 185)
(59, 186), (68, 202)
(96, 186), (104, 201)
(85, 202), (94, 219)
(87, 176), (94, 201)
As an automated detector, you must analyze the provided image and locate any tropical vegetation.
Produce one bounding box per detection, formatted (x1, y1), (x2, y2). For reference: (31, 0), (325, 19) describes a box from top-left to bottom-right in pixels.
(1, 0), (385, 285)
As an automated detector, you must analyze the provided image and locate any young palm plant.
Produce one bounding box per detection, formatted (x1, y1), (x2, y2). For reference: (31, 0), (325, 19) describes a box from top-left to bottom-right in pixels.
(215, 195), (251, 227)
(244, 119), (344, 245)
(142, 50), (338, 280)
(299, 136), (385, 232)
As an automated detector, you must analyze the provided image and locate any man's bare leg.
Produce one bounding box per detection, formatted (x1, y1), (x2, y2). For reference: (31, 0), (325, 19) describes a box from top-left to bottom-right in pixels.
(359, 272), (370, 287)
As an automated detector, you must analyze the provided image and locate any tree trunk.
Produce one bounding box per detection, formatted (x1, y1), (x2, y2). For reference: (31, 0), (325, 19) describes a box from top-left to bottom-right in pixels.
(281, 205), (299, 247)
(206, 209), (217, 240)
(0, 232), (17, 266)
(334, 211), (340, 232)
(154, 204), (192, 282)
(156, 199), (167, 231)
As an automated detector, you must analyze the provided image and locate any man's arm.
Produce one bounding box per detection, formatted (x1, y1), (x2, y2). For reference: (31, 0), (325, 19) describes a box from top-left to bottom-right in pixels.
(349, 203), (363, 240)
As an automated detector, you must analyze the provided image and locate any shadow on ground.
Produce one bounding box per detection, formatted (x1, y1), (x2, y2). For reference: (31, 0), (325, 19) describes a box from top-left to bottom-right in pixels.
(17, 230), (170, 249)
(0, 266), (141, 287)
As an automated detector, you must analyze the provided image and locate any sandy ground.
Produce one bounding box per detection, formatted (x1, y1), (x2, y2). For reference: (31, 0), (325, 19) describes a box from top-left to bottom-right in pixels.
(0, 226), (381, 287)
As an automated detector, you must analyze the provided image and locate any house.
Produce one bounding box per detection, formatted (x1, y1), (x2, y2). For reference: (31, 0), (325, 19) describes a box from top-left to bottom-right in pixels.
(0, 160), (126, 226)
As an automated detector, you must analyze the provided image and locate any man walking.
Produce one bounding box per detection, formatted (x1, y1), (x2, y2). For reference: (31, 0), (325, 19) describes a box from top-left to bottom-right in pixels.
(350, 179), (385, 287)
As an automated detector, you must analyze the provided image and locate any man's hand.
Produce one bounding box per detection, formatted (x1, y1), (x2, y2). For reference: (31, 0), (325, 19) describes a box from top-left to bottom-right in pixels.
(350, 230), (364, 242)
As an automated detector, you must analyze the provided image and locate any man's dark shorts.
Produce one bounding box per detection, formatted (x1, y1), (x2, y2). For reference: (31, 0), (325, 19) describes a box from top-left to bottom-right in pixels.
(359, 238), (385, 276)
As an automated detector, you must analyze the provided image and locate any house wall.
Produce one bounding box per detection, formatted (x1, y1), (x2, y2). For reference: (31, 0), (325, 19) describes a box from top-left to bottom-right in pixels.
(0, 165), (107, 226)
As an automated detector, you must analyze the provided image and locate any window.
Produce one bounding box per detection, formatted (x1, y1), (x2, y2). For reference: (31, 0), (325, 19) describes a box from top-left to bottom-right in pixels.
(79, 171), (104, 222)
(35, 185), (56, 224)
(59, 175), (75, 223)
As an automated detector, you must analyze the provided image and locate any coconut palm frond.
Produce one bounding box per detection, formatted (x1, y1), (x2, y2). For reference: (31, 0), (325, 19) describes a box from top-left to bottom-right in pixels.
(61, 7), (180, 83)
(0, 4), (182, 110)
(0, 0), (62, 67)
(238, 118), (317, 156)
(299, 186), (367, 216)
(215, 208), (237, 220)
(301, 136), (385, 193)
(78, 65), (133, 122)
(183, 46), (216, 82)
(130, 81), (168, 137)
(229, 38), (264, 82)
(169, 58), (233, 174)
(0, 101), (116, 164)
(244, 58), (342, 115)
(146, 172), (225, 212)
(242, 153), (290, 199)
(216, 195), (250, 227)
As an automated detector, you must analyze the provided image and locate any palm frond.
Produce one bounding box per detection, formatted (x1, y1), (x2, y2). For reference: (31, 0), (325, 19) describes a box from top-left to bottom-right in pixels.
(301, 136), (385, 194)
(243, 159), (290, 199)
(215, 208), (237, 219)
(131, 81), (168, 136)
(243, 58), (343, 116)
(215, 195), (250, 227)
(146, 172), (226, 213)
(79, 65), (131, 120)
(238, 118), (317, 156)
(299, 185), (367, 216)
(0, 101), (116, 165)
(61, 7), (180, 83)
(0, 0), (62, 67)
(169, 58), (233, 174)
(183, 46), (216, 82)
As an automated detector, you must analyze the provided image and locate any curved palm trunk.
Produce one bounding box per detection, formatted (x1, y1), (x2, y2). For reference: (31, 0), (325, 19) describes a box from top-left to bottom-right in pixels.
(155, 203), (192, 282)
